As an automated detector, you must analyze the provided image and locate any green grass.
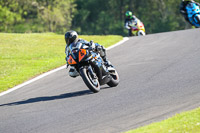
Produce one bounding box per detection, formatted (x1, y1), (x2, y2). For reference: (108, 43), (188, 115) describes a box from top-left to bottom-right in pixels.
(126, 107), (200, 133)
(0, 33), (123, 93)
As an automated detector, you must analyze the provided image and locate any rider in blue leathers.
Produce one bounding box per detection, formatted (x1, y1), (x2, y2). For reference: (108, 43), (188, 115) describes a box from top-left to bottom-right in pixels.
(180, 0), (200, 25)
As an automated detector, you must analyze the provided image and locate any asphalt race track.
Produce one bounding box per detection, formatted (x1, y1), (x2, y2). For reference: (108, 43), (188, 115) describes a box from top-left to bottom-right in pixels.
(1, 29), (200, 133)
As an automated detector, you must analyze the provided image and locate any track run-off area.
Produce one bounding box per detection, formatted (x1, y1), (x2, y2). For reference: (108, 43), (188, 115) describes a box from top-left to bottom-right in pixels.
(0, 29), (200, 133)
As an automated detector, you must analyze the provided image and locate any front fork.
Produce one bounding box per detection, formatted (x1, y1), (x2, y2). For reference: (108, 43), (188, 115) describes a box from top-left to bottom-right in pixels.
(89, 57), (111, 85)
(88, 65), (97, 79)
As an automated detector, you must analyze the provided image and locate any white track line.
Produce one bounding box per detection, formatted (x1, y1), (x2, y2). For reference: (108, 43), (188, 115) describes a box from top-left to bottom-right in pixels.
(107, 37), (129, 50)
(0, 37), (129, 97)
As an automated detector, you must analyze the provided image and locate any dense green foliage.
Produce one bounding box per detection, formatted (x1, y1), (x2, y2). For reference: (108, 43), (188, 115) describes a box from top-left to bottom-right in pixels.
(0, 0), (200, 35)
(0, 0), (76, 33)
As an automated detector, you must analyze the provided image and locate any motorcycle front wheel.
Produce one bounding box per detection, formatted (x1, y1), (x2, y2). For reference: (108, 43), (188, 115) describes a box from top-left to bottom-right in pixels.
(194, 15), (200, 24)
(137, 30), (146, 36)
(80, 67), (100, 93)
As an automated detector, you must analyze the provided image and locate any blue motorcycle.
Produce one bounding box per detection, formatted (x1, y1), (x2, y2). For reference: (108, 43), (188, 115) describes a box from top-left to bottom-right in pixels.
(186, 3), (200, 27)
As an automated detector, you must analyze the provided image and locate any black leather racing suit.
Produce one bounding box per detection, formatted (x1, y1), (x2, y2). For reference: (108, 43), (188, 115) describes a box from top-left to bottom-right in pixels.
(65, 39), (109, 78)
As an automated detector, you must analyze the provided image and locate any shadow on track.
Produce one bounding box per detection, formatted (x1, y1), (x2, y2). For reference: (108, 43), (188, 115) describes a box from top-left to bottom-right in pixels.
(0, 89), (93, 107)
(0, 86), (111, 107)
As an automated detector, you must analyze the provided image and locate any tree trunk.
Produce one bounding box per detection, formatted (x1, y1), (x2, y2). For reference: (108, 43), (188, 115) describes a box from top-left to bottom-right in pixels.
(120, 0), (123, 21)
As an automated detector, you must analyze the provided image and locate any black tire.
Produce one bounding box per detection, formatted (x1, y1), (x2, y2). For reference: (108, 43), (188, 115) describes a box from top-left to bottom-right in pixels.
(195, 15), (200, 24)
(137, 30), (146, 36)
(107, 69), (119, 87)
(80, 67), (100, 93)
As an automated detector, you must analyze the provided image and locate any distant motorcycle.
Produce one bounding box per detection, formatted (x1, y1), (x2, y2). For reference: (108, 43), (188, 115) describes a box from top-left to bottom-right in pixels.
(67, 42), (119, 93)
(186, 2), (200, 27)
(129, 20), (146, 36)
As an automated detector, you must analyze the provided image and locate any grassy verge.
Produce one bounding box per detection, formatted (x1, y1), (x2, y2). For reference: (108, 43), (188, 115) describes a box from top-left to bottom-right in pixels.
(0, 33), (123, 93)
(126, 107), (200, 133)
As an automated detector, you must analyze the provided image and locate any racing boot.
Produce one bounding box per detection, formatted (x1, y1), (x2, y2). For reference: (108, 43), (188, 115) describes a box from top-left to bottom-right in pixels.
(69, 66), (79, 78)
(102, 56), (113, 67)
(97, 45), (113, 67)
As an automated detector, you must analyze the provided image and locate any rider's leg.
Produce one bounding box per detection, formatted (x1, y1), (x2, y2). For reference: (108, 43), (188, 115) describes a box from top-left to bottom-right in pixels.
(128, 29), (132, 36)
(95, 44), (112, 67)
(69, 66), (79, 78)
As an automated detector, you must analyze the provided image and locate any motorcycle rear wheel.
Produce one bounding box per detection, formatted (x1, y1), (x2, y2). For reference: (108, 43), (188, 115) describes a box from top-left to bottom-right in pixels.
(80, 67), (100, 93)
(107, 68), (119, 87)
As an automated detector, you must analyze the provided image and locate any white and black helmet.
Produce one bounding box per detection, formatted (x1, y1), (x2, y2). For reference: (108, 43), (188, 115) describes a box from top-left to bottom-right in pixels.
(65, 30), (78, 46)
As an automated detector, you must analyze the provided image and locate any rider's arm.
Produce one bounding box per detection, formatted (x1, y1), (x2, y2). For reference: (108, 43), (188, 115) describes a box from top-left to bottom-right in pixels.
(132, 15), (138, 20)
(180, 9), (186, 14)
(125, 22), (130, 29)
(132, 15), (138, 25)
(80, 39), (105, 55)
(80, 39), (94, 49)
(195, 2), (200, 6)
(65, 45), (70, 61)
(180, 2), (187, 14)
(124, 19), (131, 29)
(85, 40), (105, 53)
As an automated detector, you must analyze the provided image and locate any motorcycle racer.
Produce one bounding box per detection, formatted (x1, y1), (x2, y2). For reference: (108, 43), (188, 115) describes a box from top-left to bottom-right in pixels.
(180, 0), (200, 25)
(65, 30), (112, 78)
(124, 11), (139, 36)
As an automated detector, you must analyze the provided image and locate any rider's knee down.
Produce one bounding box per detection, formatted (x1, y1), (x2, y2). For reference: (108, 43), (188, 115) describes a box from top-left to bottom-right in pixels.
(69, 67), (79, 78)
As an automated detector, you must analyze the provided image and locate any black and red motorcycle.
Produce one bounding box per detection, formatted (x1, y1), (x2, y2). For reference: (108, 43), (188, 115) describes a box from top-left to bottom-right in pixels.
(67, 42), (119, 93)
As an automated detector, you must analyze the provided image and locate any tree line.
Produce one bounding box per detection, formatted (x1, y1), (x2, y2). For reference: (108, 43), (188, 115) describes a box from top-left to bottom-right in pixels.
(0, 0), (199, 35)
